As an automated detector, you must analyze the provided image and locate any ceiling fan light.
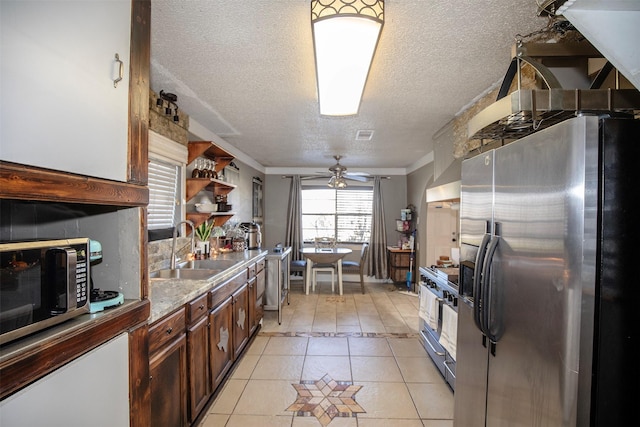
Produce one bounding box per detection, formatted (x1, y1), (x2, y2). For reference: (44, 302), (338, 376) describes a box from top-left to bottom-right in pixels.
(336, 176), (348, 188)
(311, 0), (384, 116)
(328, 175), (337, 188)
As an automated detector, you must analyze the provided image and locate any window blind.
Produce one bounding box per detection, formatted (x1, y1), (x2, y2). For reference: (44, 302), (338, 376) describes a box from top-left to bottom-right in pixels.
(148, 158), (179, 230)
(301, 187), (372, 243)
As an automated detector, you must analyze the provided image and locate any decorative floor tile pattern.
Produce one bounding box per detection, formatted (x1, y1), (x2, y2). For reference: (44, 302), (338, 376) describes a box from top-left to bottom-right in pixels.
(326, 296), (346, 303)
(258, 331), (419, 338)
(286, 373), (365, 426)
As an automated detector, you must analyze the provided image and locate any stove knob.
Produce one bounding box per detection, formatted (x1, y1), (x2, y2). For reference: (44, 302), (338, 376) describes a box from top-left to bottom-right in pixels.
(443, 290), (449, 299)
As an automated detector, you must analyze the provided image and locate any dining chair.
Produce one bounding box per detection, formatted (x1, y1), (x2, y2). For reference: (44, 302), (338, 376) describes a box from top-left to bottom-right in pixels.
(290, 258), (307, 285)
(312, 263), (336, 293)
(314, 236), (336, 249)
(312, 237), (337, 292)
(341, 242), (369, 294)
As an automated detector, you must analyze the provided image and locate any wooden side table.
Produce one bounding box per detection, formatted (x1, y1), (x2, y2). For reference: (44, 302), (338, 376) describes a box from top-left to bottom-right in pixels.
(387, 246), (415, 286)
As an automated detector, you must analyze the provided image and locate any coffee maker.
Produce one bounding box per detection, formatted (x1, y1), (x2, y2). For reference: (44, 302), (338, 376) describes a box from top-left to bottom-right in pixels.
(240, 222), (261, 249)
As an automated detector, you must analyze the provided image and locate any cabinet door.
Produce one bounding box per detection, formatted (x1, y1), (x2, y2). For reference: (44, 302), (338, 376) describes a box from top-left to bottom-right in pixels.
(1, 1), (130, 181)
(150, 334), (188, 427)
(209, 297), (233, 390)
(187, 316), (210, 423)
(232, 283), (250, 358)
(253, 268), (265, 332)
(247, 277), (258, 336)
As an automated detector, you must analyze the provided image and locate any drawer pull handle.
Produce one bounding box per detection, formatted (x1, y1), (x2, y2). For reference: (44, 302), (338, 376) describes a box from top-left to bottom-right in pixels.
(166, 327), (173, 335)
(199, 304), (205, 311)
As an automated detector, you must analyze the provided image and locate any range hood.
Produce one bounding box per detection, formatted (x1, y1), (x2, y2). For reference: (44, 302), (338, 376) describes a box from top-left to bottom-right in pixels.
(468, 41), (640, 140)
(426, 120), (461, 203)
(557, 0), (640, 91)
(426, 158), (461, 203)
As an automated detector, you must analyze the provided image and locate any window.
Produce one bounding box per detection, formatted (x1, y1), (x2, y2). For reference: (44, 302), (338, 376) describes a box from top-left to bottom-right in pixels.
(148, 158), (179, 230)
(147, 131), (187, 239)
(301, 187), (372, 243)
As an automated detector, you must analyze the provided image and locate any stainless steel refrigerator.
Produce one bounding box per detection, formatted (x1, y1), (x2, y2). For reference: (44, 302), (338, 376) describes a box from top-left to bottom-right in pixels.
(454, 116), (638, 426)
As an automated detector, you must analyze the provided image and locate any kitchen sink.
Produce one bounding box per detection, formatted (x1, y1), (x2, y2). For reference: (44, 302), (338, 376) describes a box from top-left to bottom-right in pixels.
(181, 259), (240, 270)
(150, 268), (222, 280)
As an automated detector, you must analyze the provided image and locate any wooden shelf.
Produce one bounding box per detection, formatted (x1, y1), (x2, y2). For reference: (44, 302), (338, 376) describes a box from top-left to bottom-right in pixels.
(186, 212), (235, 232)
(185, 178), (236, 202)
(187, 141), (234, 172)
(185, 141), (236, 230)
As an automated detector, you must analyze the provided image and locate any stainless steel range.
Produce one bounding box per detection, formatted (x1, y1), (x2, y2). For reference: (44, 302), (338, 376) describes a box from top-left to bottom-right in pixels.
(418, 265), (458, 390)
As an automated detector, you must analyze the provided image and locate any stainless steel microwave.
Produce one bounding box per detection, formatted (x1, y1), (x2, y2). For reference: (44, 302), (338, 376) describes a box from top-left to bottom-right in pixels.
(0, 238), (90, 345)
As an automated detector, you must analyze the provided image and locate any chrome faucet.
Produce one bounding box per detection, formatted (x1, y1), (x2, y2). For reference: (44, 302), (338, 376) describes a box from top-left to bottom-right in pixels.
(171, 220), (195, 270)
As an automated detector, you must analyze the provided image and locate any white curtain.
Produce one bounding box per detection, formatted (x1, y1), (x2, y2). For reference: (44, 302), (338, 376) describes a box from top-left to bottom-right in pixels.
(285, 175), (304, 261)
(367, 176), (388, 279)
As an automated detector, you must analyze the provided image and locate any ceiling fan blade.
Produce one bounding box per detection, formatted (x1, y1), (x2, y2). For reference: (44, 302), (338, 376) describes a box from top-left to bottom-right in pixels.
(345, 174), (369, 182)
(300, 175), (328, 180)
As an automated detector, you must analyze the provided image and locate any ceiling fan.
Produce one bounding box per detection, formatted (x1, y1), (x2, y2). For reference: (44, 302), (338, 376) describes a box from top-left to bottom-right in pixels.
(326, 155), (369, 188)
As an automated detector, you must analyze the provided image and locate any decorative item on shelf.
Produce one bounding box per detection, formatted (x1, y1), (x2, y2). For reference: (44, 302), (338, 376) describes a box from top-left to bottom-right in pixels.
(195, 203), (217, 213)
(192, 158), (218, 179)
(226, 226), (246, 252)
(194, 220), (214, 259)
(210, 226), (225, 256)
(156, 90), (180, 122)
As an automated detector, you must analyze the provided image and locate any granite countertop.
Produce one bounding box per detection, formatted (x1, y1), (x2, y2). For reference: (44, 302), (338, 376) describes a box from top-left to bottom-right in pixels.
(148, 249), (268, 323)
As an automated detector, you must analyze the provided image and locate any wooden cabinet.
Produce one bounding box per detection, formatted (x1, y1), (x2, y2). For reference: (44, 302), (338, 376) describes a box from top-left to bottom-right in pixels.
(149, 308), (188, 427)
(149, 260), (266, 425)
(185, 141), (237, 231)
(388, 247), (414, 285)
(186, 294), (210, 423)
(231, 283), (250, 358)
(248, 259), (266, 335)
(209, 296), (233, 390)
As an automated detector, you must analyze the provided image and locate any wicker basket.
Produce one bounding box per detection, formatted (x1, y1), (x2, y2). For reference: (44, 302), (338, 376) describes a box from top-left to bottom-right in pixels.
(232, 238), (246, 252)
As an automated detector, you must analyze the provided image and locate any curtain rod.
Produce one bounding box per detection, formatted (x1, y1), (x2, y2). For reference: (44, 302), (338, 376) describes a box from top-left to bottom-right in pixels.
(281, 175), (391, 179)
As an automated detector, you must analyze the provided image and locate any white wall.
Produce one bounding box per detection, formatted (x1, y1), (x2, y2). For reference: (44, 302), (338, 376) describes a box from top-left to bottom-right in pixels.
(0, 334), (130, 427)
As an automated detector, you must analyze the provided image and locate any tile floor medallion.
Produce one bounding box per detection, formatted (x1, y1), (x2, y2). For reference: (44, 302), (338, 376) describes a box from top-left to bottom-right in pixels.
(286, 373), (365, 426)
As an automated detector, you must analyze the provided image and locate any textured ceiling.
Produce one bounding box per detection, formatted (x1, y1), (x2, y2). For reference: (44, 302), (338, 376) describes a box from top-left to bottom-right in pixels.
(151, 0), (547, 172)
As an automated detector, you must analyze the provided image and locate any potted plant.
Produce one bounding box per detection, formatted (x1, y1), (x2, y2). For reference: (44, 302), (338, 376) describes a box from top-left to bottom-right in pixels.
(194, 220), (214, 258)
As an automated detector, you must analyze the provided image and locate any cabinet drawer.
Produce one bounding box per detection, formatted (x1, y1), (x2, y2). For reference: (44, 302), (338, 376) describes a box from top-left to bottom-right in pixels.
(247, 262), (257, 279)
(149, 308), (186, 355)
(210, 271), (246, 309)
(187, 293), (209, 324)
(256, 258), (265, 273)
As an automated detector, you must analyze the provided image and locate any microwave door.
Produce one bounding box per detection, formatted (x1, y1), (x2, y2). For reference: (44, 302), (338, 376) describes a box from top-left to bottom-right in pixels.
(44, 247), (77, 315)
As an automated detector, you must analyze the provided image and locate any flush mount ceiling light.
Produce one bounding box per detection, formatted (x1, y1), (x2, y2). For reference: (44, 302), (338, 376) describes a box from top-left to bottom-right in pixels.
(311, 0), (384, 116)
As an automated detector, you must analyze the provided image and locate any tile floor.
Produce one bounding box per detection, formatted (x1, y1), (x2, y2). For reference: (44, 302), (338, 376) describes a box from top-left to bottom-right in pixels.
(197, 278), (454, 427)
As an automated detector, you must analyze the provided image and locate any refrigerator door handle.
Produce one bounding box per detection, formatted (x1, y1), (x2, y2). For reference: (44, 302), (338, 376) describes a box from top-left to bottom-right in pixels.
(482, 234), (502, 342)
(473, 232), (492, 332)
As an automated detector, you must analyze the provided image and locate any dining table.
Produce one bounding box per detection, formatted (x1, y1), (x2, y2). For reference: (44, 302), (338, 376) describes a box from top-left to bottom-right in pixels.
(300, 247), (352, 296)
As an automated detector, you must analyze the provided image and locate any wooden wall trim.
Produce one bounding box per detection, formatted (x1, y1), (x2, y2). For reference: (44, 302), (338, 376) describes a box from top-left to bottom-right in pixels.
(0, 300), (150, 400)
(129, 323), (150, 427)
(128, 0), (150, 185)
(0, 161), (148, 206)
